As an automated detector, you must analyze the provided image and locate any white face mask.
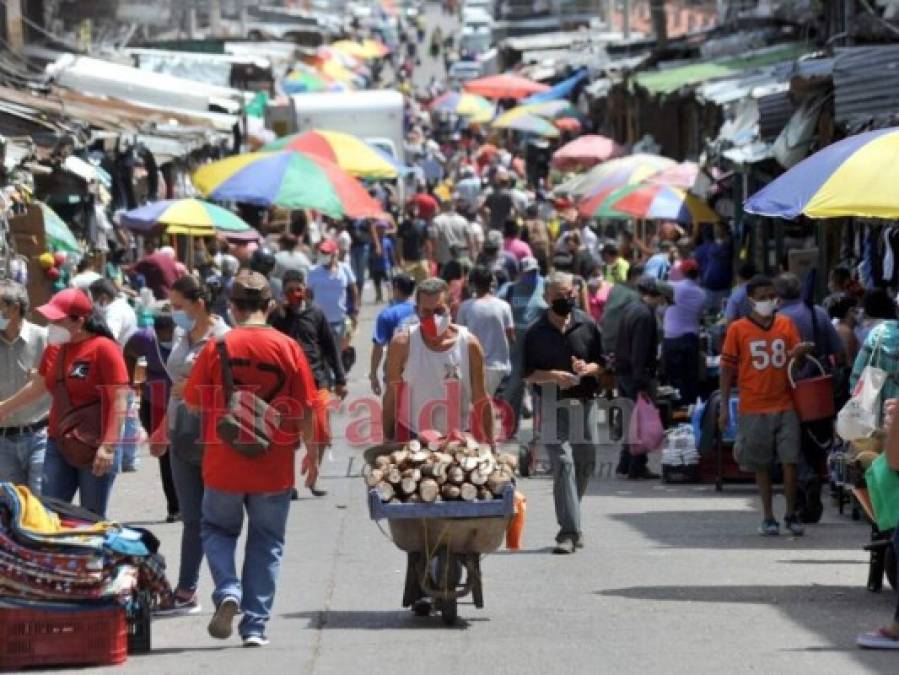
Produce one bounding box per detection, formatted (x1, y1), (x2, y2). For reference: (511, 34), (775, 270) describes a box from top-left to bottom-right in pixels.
(47, 324), (72, 346)
(752, 299), (777, 318)
(0, 314), (8, 330)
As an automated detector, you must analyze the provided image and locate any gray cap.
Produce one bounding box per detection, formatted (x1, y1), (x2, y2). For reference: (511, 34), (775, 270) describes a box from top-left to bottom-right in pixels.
(485, 230), (504, 250)
(521, 257), (539, 273)
(636, 276), (674, 302)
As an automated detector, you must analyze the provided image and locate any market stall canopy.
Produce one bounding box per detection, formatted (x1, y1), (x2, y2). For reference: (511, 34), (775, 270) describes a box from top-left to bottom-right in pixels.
(744, 127), (899, 219)
(262, 129), (399, 179)
(121, 199), (258, 240)
(611, 184), (718, 225)
(558, 153), (676, 198)
(192, 151), (383, 219)
(38, 202), (80, 253)
(552, 134), (625, 171)
(430, 92), (496, 123)
(464, 74), (550, 100)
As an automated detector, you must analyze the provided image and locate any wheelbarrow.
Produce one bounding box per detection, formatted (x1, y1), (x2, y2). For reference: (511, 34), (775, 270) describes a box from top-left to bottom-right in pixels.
(367, 485), (514, 625)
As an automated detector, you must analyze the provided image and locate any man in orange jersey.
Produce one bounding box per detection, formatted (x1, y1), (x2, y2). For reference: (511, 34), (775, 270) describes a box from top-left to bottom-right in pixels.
(720, 275), (814, 537)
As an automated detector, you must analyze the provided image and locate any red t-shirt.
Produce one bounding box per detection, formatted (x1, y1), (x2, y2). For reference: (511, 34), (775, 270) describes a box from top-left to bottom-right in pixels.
(39, 336), (130, 443)
(184, 326), (318, 494)
(411, 193), (438, 221)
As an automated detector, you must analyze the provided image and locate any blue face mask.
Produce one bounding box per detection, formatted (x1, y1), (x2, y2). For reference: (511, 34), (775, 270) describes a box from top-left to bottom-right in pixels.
(0, 315), (8, 330)
(172, 310), (196, 332)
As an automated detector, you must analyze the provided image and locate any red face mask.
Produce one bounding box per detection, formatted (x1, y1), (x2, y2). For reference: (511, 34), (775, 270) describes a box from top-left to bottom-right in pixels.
(420, 311), (450, 340)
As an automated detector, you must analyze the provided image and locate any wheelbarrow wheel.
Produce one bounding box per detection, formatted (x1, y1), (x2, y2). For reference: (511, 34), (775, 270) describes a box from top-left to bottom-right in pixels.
(439, 597), (457, 626)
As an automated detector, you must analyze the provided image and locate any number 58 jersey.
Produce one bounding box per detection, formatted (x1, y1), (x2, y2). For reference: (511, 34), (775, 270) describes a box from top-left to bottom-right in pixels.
(720, 314), (800, 415)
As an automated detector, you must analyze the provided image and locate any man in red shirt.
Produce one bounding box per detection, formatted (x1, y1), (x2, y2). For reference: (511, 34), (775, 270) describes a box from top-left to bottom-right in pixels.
(184, 271), (317, 647)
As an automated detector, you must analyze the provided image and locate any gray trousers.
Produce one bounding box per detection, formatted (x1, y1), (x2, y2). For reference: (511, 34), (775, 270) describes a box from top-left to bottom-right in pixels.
(541, 399), (597, 543)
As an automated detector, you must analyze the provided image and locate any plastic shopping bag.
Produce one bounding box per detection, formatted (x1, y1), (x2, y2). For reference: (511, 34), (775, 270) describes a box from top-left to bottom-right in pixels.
(505, 490), (527, 550)
(866, 453), (899, 531)
(627, 393), (665, 456)
(836, 365), (887, 442)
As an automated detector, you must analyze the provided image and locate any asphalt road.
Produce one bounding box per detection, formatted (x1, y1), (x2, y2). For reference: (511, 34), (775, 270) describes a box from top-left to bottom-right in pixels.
(82, 281), (896, 675)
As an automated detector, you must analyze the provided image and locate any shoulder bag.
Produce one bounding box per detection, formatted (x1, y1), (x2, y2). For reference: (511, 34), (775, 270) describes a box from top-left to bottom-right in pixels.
(53, 346), (104, 468)
(214, 338), (278, 458)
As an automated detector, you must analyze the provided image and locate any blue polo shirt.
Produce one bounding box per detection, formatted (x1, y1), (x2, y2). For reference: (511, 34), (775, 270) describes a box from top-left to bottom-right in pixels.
(373, 299), (416, 346)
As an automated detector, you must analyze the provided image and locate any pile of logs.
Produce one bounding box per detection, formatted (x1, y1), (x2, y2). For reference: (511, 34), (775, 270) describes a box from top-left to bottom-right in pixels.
(364, 438), (517, 503)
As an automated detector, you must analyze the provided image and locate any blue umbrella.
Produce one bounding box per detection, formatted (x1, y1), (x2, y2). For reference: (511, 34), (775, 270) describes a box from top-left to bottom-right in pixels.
(523, 69), (588, 104)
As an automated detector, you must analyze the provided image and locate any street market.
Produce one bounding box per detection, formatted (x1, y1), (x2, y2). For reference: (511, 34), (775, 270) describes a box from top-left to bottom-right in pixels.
(2, 1), (899, 673)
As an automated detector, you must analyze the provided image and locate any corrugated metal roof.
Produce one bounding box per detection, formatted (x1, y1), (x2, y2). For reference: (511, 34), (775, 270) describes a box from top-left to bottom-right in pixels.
(834, 46), (899, 124)
(757, 88), (793, 140)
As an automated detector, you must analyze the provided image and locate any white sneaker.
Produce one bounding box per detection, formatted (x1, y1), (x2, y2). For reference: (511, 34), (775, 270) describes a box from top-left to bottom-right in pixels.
(243, 634), (270, 648)
(857, 629), (899, 649)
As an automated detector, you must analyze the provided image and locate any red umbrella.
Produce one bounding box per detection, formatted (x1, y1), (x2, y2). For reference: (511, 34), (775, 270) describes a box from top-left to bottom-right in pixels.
(554, 117), (581, 132)
(464, 74), (550, 100)
(552, 134), (626, 172)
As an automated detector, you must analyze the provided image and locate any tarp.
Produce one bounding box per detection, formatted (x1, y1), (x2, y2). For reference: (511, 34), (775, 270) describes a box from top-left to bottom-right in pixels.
(633, 44), (809, 96)
(523, 69), (588, 104)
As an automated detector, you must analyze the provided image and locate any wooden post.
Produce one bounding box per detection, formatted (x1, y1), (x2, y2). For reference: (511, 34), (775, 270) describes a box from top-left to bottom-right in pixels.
(6, 0), (23, 52)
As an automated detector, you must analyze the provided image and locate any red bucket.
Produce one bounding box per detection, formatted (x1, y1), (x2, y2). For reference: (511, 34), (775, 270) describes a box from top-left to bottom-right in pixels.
(788, 356), (835, 423)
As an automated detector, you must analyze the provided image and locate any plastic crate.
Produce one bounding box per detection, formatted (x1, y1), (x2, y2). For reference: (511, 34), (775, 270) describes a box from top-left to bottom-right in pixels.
(0, 602), (127, 671)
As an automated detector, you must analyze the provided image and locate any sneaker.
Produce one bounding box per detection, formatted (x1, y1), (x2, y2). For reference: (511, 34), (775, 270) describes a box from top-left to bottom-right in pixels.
(309, 485), (329, 497)
(155, 591), (202, 616)
(857, 628), (899, 649)
(552, 539), (576, 555)
(758, 518), (780, 536)
(243, 634), (270, 648)
(208, 596), (239, 640)
(784, 514), (805, 537)
(574, 537), (584, 550)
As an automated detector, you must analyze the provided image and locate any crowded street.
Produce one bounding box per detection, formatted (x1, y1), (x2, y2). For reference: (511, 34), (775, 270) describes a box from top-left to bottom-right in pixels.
(2, 1), (899, 673)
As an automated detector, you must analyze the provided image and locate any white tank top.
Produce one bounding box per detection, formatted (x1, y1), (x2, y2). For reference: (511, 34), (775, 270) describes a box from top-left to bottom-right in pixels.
(400, 324), (472, 434)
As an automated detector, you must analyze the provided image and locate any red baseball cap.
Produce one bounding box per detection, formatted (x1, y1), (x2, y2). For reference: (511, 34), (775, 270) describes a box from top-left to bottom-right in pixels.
(319, 239), (338, 254)
(680, 259), (700, 275)
(36, 288), (93, 321)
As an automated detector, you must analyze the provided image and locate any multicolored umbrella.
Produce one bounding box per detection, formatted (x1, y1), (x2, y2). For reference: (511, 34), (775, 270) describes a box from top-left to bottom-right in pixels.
(744, 127), (899, 219)
(121, 199), (258, 239)
(520, 100), (576, 119)
(492, 108), (559, 137)
(646, 161), (700, 189)
(576, 185), (635, 220)
(262, 130), (398, 179)
(192, 151), (383, 219)
(38, 202), (80, 253)
(553, 117), (581, 132)
(430, 92), (495, 123)
(610, 184), (718, 225)
(552, 134), (625, 171)
(283, 69), (329, 94)
(331, 39), (389, 60)
(464, 74), (550, 100)
(561, 154), (676, 199)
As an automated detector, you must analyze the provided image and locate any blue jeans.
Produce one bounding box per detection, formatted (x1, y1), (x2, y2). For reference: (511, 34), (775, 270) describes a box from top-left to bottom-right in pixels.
(170, 452), (205, 593)
(350, 243), (369, 295)
(42, 438), (118, 518)
(201, 487), (292, 638)
(0, 430), (47, 495)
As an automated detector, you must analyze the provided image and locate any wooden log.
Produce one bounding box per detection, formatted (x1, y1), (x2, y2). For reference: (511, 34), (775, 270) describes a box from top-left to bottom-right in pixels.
(466, 435), (480, 451)
(478, 442), (493, 455)
(435, 452), (454, 465)
(460, 456), (479, 472)
(386, 467), (402, 484)
(477, 487), (493, 501)
(402, 467), (422, 483)
(406, 492), (422, 503)
(400, 477), (418, 495)
(468, 469), (488, 486)
(454, 451), (468, 465)
(409, 451), (430, 464)
(390, 449), (410, 467)
(374, 455), (391, 470)
(446, 440), (463, 453)
(441, 484), (461, 500)
(407, 439), (421, 453)
(375, 482), (395, 502)
(459, 483), (478, 501)
(427, 440), (443, 452)
(419, 478), (440, 503)
(487, 469), (513, 495)
(388, 497), (401, 504)
(478, 455), (496, 475)
(365, 468), (384, 487)
(497, 452), (519, 471)
(447, 465), (466, 485)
